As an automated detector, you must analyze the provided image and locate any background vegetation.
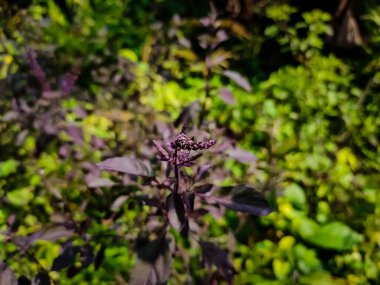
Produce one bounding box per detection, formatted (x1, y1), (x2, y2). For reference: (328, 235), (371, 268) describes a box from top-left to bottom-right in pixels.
(1, 0), (380, 284)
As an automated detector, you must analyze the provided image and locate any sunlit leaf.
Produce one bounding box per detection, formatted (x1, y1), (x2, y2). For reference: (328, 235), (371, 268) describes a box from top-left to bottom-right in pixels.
(6, 187), (33, 207)
(0, 159), (19, 178)
(308, 222), (362, 250)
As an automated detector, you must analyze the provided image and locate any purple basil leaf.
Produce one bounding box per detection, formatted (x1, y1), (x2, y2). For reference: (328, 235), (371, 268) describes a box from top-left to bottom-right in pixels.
(227, 148), (257, 163)
(97, 157), (155, 177)
(216, 30), (229, 44)
(130, 237), (172, 285)
(187, 153), (203, 162)
(73, 106), (87, 118)
(13, 234), (42, 252)
(223, 70), (252, 92)
(140, 196), (161, 208)
(110, 195), (129, 212)
(206, 52), (231, 69)
(155, 122), (173, 140)
(59, 70), (78, 94)
(13, 226), (74, 251)
(66, 125), (83, 144)
(3, 111), (19, 122)
(59, 144), (71, 158)
(51, 246), (81, 271)
(162, 177), (176, 188)
(16, 130), (29, 146)
(0, 263), (17, 285)
(31, 272), (50, 285)
(182, 192), (195, 214)
(174, 101), (201, 127)
(202, 185), (271, 216)
(192, 208), (209, 218)
(85, 174), (115, 188)
(152, 140), (170, 161)
(193, 184), (214, 194)
(219, 87), (236, 105)
(179, 153), (202, 167)
(7, 214), (16, 227)
(15, 99), (33, 114)
(81, 162), (100, 175)
(195, 164), (213, 181)
(91, 136), (105, 149)
(166, 193), (189, 236)
(80, 245), (94, 268)
(199, 241), (237, 283)
(39, 226), (74, 242)
(26, 49), (51, 92)
(41, 91), (62, 99)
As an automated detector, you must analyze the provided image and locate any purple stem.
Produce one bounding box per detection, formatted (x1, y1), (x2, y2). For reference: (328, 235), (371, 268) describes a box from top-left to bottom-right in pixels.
(174, 148), (180, 193)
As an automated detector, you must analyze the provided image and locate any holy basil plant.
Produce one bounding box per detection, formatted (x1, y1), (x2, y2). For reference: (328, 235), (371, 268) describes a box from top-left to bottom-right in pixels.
(98, 126), (271, 284)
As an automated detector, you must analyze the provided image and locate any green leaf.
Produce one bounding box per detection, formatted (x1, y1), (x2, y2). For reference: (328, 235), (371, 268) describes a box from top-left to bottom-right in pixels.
(273, 258), (292, 280)
(284, 183), (306, 210)
(308, 222), (362, 251)
(294, 244), (322, 274)
(0, 159), (20, 178)
(7, 187), (34, 206)
(293, 218), (362, 251)
(119, 49), (138, 62)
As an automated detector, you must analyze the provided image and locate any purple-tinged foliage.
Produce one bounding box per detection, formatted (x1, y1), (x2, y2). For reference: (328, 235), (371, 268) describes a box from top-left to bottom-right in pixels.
(130, 237), (173, 285)
(52, 246), (81, 271)
(98, 126), (272, 284)
(219, 87), (236, 105)
(32, 272), (51, 285)
(199, 185), (272, 216)
(0, 262), (17, 285)
(227, 147), (257, 164)
(200, 241), (237, 284)
(85, 175), (115, 188)
(26, 49), (52, 92)
(166, 193), (189, 236)
(97, 156), (154, 177)
(152, 140), (170, 161)
(59, 68), (79, 94)
(223, 70), (252, 92)
(170, 131), (216, 151)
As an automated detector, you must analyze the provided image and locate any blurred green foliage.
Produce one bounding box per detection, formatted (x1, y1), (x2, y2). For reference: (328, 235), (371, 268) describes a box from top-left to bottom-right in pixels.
(1, 0), (380, 284)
